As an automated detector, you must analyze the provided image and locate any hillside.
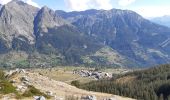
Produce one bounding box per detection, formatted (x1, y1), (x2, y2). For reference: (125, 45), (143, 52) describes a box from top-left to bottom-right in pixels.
(0, 69), (135, 100)
(79, 64), (170, 100)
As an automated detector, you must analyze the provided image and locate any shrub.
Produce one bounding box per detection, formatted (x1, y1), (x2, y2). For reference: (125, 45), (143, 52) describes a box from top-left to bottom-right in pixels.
(0, 70), (21, 99)
(15, 60), (30, 68)
(0, 70), (5, 80)
(0, 80), (17, 94)
(71, 80), (80, 88)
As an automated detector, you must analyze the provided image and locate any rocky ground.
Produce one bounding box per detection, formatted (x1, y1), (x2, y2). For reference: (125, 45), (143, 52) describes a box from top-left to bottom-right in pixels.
(4, 69), (135, 100)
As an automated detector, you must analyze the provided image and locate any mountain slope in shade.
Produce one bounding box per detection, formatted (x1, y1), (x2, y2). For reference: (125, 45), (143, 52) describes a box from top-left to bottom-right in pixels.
(33, 6), (106, 65)
(150, 15), (170, 27)
(56, 9), (170, 67)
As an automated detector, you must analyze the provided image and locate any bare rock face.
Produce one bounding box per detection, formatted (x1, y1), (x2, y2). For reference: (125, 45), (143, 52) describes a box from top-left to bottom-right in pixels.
(81, 95), (97, 100)
(34, 96), (46, 100)
(0, 0), (39, 46)
(34, 6), (70, 34)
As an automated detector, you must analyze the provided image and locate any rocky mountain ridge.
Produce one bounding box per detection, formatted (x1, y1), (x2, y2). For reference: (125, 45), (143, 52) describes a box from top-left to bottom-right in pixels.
(0, 0), (170, 67)
(56, 9), (170, 67)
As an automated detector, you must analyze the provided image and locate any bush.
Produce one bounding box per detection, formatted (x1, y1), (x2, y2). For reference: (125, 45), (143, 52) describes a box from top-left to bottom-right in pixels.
(15, 60), (30, 68)
(71, 80), (80, 88)
(0, 70), (21, 99)
(0, 80), (17, 94)
(0, 70), (5, 80)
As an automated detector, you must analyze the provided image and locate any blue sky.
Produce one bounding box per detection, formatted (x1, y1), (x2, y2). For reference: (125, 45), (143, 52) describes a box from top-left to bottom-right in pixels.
(35, 0), (66, 10)
(0, 0), (170, 18)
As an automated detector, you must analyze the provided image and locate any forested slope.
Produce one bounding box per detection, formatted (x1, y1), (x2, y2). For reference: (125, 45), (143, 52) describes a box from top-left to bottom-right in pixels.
(80, 64), (170, 100)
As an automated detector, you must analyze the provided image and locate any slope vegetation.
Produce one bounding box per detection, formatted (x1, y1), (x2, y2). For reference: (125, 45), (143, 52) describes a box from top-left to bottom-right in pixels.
(80, 64), (170, 100)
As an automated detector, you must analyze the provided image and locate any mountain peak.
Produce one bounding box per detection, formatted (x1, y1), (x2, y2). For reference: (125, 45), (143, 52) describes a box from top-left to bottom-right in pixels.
(7, 0), (25, 5)
(39, 6), (56, 16)
(40, 6), (54, 15)
(5, 0), (39, 8)
(4, 0), (33, 10)
(41, 6), (50, 10)
(0, 0), (39, 45)
(34, 5), (70, 34)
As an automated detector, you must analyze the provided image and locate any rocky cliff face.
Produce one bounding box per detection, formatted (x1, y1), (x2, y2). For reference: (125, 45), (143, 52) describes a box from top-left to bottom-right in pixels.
(0, 0), (170, 68)
(0, 0), (38, 42)
(0, 0), (39, 53)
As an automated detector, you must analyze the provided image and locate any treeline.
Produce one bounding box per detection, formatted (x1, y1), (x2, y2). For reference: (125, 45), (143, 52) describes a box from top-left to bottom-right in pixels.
(79, 64), (170, 100)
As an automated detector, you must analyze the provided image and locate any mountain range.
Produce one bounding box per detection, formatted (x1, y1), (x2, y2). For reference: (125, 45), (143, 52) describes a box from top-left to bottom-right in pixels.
(150, 15), (170, 27)
(0, 0), (170, 68)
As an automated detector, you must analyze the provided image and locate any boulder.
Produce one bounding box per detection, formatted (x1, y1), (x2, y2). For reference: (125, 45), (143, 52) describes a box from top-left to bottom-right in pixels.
(10, 80), (16, 83)
(81, 95), (97, 100)
(16, 85), (27, 92)
(21, 76), (29, 82)
(46, 91), (53, 96)
(34, 96), (46, 100)
(19, 69), (26, 73)
(108, 98), (117, 100)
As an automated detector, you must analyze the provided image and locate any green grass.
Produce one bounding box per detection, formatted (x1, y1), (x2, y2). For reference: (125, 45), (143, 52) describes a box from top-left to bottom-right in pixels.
(0, 80), (17, 94)
(0, 70), (50, 99)
(0, 70), (5, 80)
(0, 70), (17, 94)
(32, 67), (95, 84)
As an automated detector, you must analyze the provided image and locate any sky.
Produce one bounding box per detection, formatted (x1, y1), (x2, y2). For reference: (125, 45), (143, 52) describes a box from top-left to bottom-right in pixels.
(0, 0), (170, 18)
